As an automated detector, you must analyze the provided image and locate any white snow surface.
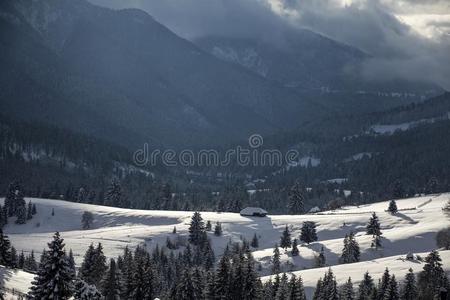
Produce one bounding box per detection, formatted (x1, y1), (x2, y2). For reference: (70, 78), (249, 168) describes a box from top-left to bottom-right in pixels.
(1, 193), (449, 295)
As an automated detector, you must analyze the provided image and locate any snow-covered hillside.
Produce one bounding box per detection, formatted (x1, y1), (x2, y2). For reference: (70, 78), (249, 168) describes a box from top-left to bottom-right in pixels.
(1, 193), (449, 296)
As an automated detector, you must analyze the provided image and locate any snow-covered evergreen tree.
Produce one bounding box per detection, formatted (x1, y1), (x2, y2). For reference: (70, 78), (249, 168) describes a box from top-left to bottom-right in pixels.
(384, 275), (399, 300)
(214, 221), (222, 236)
(315, 246), (326, 267)
(0, 229), (12, 266)
(366, 212), (382, 236)
(81, 211), (94, 230)
(400, 268), (418, 300)
(272, 244), (281, 274)
(418, 250), (449, 299)
(358, 271), (374, 300)
(378, 268), (391, 299)
(74, 279), (102, 300)
(28, 232), (74, 299)
(291, 239), (299, 256)
(188, 212), (205, 245)
(26, 201), (33, 220)
(340, 277), (355, 300)
(280, 225), (292, 249)
(251, 233), (259, 248)
(300, 221), (318, 244)
(388, 200), (398, 214)
(105, 179), (123, 207)
(340, 232), (360, 264)
(288, 181), (305, 214)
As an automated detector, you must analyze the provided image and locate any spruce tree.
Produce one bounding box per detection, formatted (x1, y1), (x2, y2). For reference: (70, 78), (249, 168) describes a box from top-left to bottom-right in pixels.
(188, 212), (205, 245)
(105, 179), (123, 207)
(10, 246), (17, 268)
(322, 268), (339, 300)
(418, 250), (449, 299)
(215, 255), (231, 300)
(340, 232), (360, 264)
(251, 233), (259, 248)
(300, 221), (318, 244)
(280, 225), (292, 249)
(206, 220), (212, 231)
(81, 211), (94, 230)
(313, 278), (324, 300)
(275, 273), (289, 300)
(315, 246), (326, 267)
(378, 268), (391, 299)
(0, 229), (12, 266)
(32, 203), (37, 215)
(366, 212), (382, 236)
(400, 268), (418, 300)
(384, 275), (399, 300)
(28, 232), (74, 299)
(15, 190), (26, 224)
(26, 201), (33, 220)
(358, 271), (374, 300)
(340, 277), (355, 300)
(288, 181), (305, 214)
(214, 222), (222, 236)
(388, 200), (398, 214)
(272, 244), (281, 274)
(18, 250), (25, 269)
(291, 239), (299, 256)
(73, 279), (102, 300)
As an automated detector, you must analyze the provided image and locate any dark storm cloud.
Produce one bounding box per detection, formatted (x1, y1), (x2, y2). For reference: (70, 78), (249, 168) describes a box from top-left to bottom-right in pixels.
(88, 0), (450, 89)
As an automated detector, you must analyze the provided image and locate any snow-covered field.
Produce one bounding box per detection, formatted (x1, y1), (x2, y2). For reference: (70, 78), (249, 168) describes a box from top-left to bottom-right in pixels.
(1, 193), (449, 297)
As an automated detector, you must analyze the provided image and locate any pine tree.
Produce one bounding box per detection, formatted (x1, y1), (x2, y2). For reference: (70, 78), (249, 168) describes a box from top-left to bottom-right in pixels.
(400, 268), (418, 300)
(288, 181), (304, 214)
(214, 222), (222, 236)
(24, 250), (38, 272)
(173, 226), (177, 234)
(388, 200), (398, 214)
(291, 239), (299, 256)
(272, 244), (281, 274)
(74, 279), (102, 300)
(366, 212), (382, 236)
(418, 250), (449, 300)
(340, 232), (360, 264)
(32, 203), (37, 215)
(28, 232), (74, 299)
(315, 246), (326, 267)
(340, 277), (355, 300)
(251, 233), (259, 248)
(300, 221), (318, 244)
(0, 229), (12, 266)
(358, 271), (374, 300)
(188, 212), (205, 245)
(280, 225), (292, 249)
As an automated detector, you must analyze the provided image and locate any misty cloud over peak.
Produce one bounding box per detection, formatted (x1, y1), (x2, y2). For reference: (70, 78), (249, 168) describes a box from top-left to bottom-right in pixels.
(88, 0), (449, 89)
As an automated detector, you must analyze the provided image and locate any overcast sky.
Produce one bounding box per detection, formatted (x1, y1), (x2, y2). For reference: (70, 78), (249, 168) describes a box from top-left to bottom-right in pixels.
(89, 0), (450, 89)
